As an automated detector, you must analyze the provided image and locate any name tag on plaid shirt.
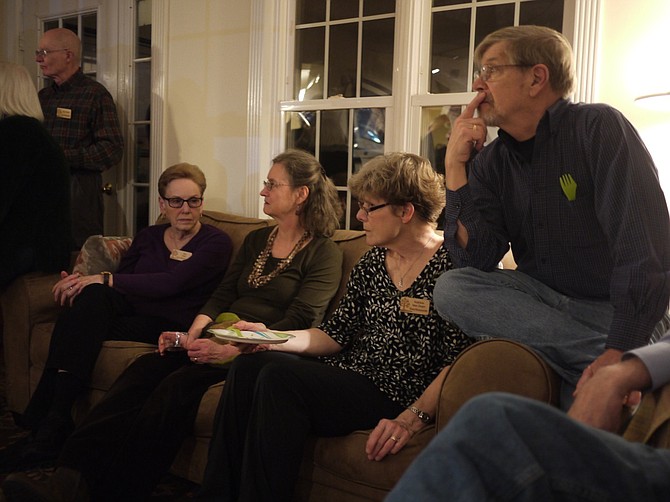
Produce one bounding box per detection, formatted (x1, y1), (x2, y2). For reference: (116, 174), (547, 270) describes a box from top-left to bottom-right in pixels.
(56, 107), (72, 119)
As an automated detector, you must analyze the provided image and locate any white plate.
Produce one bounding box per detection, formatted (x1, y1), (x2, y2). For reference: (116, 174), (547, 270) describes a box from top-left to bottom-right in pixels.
(208, 328), (294, 344)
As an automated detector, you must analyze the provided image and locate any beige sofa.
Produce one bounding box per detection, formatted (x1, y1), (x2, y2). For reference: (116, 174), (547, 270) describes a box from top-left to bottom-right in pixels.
(1, 210), (560, 500)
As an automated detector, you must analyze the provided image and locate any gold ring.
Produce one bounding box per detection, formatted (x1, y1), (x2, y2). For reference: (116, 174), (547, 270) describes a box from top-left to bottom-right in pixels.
(68, 286), (73, 290)
(473, 124), (478, 133)
(390, 435), (398, 442)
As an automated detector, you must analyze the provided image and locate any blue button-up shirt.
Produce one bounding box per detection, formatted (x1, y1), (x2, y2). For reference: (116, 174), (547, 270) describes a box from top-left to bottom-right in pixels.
(444, 99), (670, 351)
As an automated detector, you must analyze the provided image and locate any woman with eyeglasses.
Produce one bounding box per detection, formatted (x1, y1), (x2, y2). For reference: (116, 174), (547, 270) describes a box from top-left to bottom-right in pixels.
(0, 61), (70, 290)
(3, 162), (233, 472)
(2, 150), (344, 501)
(195, 152), (472, 502)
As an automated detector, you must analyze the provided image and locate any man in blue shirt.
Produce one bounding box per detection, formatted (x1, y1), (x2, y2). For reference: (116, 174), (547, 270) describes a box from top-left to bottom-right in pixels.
(434, 25), (670, 407)
(386, 332), (670, 501)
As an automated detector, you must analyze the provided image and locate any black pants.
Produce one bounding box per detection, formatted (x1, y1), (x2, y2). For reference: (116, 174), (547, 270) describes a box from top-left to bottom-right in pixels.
(58, 351), (229, 501)
(22, 284), (176, 428)
(199, 352), (404, 502)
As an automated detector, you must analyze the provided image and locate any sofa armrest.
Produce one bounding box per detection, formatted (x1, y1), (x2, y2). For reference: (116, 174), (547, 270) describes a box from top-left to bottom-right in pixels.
(436, 339), (561, 430)
(1, 272), (64, 412)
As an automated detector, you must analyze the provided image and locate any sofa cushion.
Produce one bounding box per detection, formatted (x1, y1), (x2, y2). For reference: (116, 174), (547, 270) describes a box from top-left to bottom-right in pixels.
(72, 235), (133, 275)
(436, 339), (561, 428)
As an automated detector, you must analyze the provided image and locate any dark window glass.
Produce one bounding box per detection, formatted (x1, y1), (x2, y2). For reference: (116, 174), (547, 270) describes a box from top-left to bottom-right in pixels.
(361, 18), (394, 97)
(433, 0), (465, 6)
(331, 0), (359, 21)
(364, 0), (396, 16)
(296, 0), (327, 24)
(44, 20), (59, 31)
(520, 0), (564, 32)
(353, 108), (384, 171)
(286, 111), (316, 155)
(474, 4), (515, 48)
(134, 61), (151, 122)
(329, 23), (358, 98)
(430, 9), (470, 93)
(134, 186), (150, 233)
(134, 124), (151, 183)
(320, 110), (350, 186)
(294, 27), (325, 100)
(136, 0), (152, 58)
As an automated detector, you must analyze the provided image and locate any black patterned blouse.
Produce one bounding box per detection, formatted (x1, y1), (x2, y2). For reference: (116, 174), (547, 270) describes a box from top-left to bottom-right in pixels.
(319, 245), (473, 407)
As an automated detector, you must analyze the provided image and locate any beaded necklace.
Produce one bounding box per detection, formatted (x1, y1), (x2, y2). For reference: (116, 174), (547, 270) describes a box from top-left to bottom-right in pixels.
(247, 227), (311, 288)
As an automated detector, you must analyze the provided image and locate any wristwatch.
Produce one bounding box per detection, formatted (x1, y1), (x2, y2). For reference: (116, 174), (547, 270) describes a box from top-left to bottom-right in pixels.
(101, 271), (112, 287)
(408, 406), (431, 424)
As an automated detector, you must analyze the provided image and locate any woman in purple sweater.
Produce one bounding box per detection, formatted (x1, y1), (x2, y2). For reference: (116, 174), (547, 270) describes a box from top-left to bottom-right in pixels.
(4, 163), (232, 471)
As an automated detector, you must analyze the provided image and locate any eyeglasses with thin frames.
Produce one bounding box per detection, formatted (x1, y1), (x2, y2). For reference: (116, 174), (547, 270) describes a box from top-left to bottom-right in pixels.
(161, 196), (204, 208)
(262, 180), (293, 191)
(357, 201), (391, 217)
(474, 64), (534, 82)
(35, 48), (69, 58)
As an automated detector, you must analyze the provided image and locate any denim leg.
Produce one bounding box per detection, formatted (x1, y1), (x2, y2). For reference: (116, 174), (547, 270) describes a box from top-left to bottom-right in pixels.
(434, 268), (610, 389)
(387, 393), (670, 502)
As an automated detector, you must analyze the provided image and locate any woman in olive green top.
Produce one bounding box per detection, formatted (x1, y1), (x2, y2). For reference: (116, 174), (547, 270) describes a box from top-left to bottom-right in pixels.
(7, 150), (344, 500)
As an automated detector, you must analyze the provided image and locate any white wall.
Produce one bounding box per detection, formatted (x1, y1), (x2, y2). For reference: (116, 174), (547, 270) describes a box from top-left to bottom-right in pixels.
(596, 0), (670, 195)
(162, 0), (252, 214)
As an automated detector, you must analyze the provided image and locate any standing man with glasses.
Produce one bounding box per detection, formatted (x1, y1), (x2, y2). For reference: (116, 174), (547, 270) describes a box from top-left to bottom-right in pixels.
(434, 25), (670, 409)
(36, 27), (123, 249)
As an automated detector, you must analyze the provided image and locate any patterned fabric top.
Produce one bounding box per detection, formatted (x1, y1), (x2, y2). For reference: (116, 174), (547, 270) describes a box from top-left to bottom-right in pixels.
(320, 246), (472, 407)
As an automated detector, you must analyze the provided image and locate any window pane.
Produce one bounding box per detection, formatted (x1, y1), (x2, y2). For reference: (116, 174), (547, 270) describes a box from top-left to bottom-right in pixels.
(420, 105), (462, 175)
(286, 111), (316, 155)
(363, 0), (395, 16)
(520, 0), (564, 32)
(81, 14), (97, 75)
(328, 23), (358, 98)
(134, 124), (151, 183)
(431, 9), (470, 93)
(136, 0), (152, 58)
(361, 18), (394, 97)
(134, 186), (150, 233)
(44, 20), (59, 31)
(62, 16), (78, 35)
(474, 4), (514, 49)
(296, 0), (326, 24)
(331, 0), (359, 21)
(294, 27), (325, 100)
(134, 61), (151, 122)
(433, 0), (465, 6)
(344, 191), (363, 230)
(353, 108), (384, 171)
(320, 110), (350, 187)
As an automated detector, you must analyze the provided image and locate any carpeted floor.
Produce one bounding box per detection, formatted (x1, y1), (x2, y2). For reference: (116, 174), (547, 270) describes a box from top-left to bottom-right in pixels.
(0, 349), (198, 500)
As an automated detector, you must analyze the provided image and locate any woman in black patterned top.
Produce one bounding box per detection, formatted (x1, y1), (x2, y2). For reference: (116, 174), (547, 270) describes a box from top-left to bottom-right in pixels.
(197, 152), (472, 502)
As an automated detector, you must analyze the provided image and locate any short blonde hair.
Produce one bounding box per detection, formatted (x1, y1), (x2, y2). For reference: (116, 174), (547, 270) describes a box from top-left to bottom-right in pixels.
(349, 153), (446, 224)
(158, 163), (207, 197)
(0, 61), (44, 120)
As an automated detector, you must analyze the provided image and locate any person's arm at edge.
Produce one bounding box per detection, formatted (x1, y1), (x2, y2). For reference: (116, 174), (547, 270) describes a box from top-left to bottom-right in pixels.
(569, 333), (670, 432)
(366, 365), (450, 461)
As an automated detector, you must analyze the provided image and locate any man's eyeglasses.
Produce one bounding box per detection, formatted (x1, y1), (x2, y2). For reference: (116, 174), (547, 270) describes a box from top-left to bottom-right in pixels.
(474, 64), (534, 82)
(357, 201), (391, 216)
(263, 180), (293, 191)
(161, 196), (204, 208)
(35, 48), (69, 58)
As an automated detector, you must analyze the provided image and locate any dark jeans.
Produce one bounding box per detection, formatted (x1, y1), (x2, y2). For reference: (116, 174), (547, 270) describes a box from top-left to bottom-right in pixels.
(199, 352), (404, 502)
(387, 393), (670, 502)
(58, 352), (229, 502)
